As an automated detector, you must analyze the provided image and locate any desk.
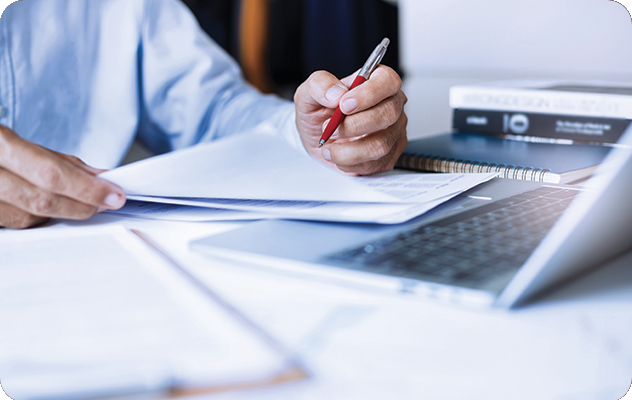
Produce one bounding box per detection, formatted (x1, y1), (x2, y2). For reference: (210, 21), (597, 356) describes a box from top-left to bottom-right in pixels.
(10, 212), (627, 400)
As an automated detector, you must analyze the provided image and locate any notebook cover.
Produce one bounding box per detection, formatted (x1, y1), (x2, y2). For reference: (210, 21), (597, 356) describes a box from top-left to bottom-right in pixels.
(398, 132), (611, 174)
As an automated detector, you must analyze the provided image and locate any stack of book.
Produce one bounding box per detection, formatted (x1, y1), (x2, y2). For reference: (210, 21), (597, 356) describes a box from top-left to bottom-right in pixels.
(450, 80), (632, 144)
(396, 80), (631, 183)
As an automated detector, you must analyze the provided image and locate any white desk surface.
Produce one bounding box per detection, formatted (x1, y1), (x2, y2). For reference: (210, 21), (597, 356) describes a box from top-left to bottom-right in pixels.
(11, 212), (629, 400)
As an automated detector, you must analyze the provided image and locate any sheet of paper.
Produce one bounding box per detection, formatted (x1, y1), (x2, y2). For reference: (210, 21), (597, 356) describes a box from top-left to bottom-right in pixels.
(101, 133), (496, 223)
(126, 173), (496, 224)
(355, 172), (495, 203)
(106, 200), (275, 222)
(101, 134), (400, 203)
(0, 226), (298, 400)
(127, 194), (452, 224)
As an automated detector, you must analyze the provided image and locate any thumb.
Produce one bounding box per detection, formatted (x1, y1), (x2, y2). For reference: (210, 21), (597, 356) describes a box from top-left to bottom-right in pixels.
(294, 70), (349, 114)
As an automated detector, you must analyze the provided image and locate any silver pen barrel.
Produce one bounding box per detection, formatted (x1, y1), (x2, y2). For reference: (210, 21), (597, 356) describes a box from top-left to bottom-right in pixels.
(358, 38), (390, 79)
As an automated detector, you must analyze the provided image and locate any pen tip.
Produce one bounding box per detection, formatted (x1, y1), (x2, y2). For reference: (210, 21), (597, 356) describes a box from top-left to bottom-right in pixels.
(318, 139), (325, 148)
(381, 38), (390, 48)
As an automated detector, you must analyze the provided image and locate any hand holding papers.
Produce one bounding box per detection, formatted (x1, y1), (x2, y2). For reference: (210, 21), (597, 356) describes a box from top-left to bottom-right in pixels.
(101, 134), (496, 224)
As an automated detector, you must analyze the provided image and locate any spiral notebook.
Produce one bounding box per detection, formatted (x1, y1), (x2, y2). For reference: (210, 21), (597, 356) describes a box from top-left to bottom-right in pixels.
(395, 132), (612, 183)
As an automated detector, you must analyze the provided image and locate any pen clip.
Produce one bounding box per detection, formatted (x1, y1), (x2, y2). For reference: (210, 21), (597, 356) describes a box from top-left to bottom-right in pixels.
(358, 38), (390, 79)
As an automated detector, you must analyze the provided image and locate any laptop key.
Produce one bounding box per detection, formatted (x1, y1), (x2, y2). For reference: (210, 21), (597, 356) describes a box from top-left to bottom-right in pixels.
(323, 186), (575, 288)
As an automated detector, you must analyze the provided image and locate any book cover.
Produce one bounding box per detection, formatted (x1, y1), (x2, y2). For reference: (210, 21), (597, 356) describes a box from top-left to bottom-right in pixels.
(395, 132), (612, 184)
(452, 108), (630, 144)
(449, 80), (632, 119)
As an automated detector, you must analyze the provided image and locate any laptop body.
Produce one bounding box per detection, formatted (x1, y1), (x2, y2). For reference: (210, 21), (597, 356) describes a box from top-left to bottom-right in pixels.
(191, 130), (632, 309)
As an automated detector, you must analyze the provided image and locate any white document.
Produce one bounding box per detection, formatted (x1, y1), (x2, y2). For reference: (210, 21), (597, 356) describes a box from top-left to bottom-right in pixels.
(102, 134), (398, 203)
(125, 172), (496, 224)
(125, 171), (496, 224)
(0, 226), (300, 400)
(101, 134), (497, 224)
(106, 200), (275, 222)
(122, 195), (452, 224)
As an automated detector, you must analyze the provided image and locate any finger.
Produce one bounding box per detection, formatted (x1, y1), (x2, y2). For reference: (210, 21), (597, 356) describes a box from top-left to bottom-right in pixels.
(337, 131), (408, 176)
(0, 167), (101, 220)
(327, 113), (408, 175)
(294, 70), (349, 114)
(0, 128), (125, 209)
(337, 66), (402, 115)
(55, 151), (107, 175)
(335, 90), (407, 140)
(0, 200), (49, 229)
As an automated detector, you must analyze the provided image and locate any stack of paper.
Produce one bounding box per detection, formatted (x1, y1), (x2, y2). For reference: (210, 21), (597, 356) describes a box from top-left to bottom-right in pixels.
(102, 134), (497, 224)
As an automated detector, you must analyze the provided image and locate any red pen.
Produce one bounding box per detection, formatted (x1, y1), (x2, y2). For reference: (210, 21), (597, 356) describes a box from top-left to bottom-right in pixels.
(318, 37), (391, 148)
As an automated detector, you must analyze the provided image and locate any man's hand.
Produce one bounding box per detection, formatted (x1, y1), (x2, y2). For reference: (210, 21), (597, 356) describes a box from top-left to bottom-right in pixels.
(0, 126), (126, 229)
(294, 65), (407, 175)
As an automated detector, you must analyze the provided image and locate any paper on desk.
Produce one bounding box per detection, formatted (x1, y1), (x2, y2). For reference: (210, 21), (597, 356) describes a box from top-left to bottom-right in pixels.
(101, 134), (496, 223)
(0, 226), (301, 400)
(106, 200), (276, 222)
(124, 194), (454, 224)
(102, 134), (399, 203)
(125, 173), (496, 224)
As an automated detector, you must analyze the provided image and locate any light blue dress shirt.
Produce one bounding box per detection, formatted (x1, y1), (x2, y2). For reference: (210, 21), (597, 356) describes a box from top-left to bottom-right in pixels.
(0, 0), (301, 169)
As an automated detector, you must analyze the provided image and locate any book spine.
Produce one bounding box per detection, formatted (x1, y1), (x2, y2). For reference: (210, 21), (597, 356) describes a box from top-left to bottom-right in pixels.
(452, 109), (630, 144)
(395, 153), (555, 182)
(449, 86), (632, 119)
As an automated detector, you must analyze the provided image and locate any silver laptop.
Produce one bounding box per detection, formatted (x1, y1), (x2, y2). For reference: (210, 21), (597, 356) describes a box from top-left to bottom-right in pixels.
(191, 128), (632, 309)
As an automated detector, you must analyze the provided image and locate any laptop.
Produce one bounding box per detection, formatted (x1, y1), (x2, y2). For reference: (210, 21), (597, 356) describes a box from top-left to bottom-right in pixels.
(191, 128), (632, 309)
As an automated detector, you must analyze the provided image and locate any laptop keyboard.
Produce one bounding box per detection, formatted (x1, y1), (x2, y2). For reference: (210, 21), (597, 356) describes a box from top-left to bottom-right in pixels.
(322, 186), (582, 288)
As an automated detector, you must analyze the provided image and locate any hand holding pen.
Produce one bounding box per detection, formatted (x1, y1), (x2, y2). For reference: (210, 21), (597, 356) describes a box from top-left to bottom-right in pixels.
(318, 38), (391, 148)
(294, 38), (408, 176)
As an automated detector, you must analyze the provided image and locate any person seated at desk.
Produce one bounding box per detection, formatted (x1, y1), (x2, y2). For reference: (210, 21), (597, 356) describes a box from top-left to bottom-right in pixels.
(0, 0), (407, 229)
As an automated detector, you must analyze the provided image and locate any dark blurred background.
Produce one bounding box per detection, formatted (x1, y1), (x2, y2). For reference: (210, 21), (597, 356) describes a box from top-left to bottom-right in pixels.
(181, 0), (402, 98)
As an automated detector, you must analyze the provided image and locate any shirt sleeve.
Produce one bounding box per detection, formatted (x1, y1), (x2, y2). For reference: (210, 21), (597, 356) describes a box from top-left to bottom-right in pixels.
(135, 0), (304, 155)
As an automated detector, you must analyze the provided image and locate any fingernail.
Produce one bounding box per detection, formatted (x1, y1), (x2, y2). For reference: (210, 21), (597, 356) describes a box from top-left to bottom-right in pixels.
(341, 98), (358, 113)
(323, 149), (332, 161)
(326, 85), (347, 102)
(104, 192), (124, 208)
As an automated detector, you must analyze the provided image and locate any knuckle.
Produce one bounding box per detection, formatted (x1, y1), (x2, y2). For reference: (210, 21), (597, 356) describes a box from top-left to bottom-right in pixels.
(377, 66), (402, 91)
(356, 159), (385, 176)
(67, 154), (83, 164)
(401, 111), (409, 127)
(309, 70), (326, 80)
(401, 91), (409, 106)
(28, 192), (57, 215)
(3, 211), (44, 229)
(400, 132), (409, 150)
(359, 163), (378, 175)
(308, 70), (333, 89)
(343, 116), (363, 136)
(38, 163), (64, 190)
(369, 137), (391, 160)
(316, 70), (333, 80)
(392, 73), (403, 91)
(373, 155), (396, 175)
(380, 100), (401, 127)
(336, 164), (355, 174)
(365, 83), (383, 105)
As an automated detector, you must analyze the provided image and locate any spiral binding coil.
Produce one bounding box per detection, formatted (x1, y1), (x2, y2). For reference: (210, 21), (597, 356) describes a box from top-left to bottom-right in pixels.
(396, 154), (551, 182)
